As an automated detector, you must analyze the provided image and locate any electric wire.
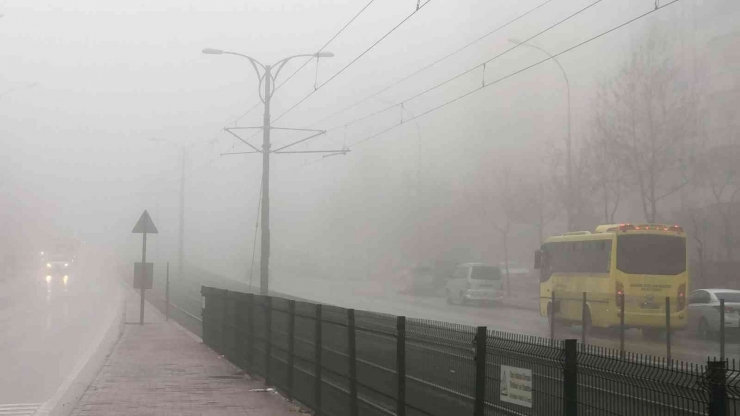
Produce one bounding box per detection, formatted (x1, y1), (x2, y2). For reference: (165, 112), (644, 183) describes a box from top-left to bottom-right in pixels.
(347, 0), (681, 149)
(270, 0), (437, 126)
(302, 0), (557, 131)
(324, 0), (608, 134)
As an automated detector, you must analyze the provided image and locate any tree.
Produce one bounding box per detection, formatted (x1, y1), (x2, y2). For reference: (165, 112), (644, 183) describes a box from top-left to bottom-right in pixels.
(511, 171), (560, 244)
(594, 28), (699, 223)
(582, 119), (632, 223)
(695, 141), (740, 260)
(467, 166), (518, 295)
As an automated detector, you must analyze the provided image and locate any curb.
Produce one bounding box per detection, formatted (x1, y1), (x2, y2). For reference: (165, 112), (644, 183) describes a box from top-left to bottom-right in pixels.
(35, 283), (127, 416)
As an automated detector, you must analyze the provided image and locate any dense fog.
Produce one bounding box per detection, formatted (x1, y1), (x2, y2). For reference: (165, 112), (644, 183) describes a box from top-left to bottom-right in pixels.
(1, 0), (738, 292)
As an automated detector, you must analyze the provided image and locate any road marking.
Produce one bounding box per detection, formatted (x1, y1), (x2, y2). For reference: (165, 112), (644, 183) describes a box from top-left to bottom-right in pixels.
(33, 290), (125, 416)
(0, 404), (41, 416)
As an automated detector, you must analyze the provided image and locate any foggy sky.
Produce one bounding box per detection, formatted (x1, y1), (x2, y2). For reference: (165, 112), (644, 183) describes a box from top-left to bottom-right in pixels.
(0, 0), (731, 280)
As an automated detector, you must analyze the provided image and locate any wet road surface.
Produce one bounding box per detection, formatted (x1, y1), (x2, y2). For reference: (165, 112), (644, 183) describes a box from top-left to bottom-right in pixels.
(0, 264), (123, 409)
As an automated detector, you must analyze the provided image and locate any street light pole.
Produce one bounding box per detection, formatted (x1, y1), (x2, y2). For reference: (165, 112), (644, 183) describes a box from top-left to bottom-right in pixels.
(149, 138), (192, 281)
(203, 48), (337, 295)
(178, 147), (186, 281)
(509, 39), (573, 231)
(260, 65), (272, 294)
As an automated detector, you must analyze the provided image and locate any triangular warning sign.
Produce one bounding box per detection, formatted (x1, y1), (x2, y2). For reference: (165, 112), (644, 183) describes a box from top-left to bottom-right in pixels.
(132, 210), (159, 234)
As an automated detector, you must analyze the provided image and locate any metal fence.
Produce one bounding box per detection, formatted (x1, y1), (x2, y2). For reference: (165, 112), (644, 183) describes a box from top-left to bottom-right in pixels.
(547, 290), (738, 364)
(201, 286), (740, 416)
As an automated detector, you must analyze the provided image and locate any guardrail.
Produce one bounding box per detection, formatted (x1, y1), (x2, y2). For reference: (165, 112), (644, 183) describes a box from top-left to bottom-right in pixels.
(201, 286), (740, 416)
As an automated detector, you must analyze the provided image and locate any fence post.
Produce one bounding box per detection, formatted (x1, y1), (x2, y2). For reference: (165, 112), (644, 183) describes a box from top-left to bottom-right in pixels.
(397, 316), (406, 416)
(348, 309), (358, 416)
(315, 304), (323, 416)
(665, 296), (671, 364)
(720, 298), (725, 362)
(200, 287), (209, 347)
(220, 289), (228, 356)
(619, 293), (625, 358)
(165, 262), (169, 321)
(563, 339), (578, 416)
(265, 296), (273, 386)
(474, 326), (487, 416)
(246, 293), (254, 372)
(707, 360), (727, 416)
(287, 300), (296, 399)
(550, 290), (556, 341)
(581, 292), (587, 346)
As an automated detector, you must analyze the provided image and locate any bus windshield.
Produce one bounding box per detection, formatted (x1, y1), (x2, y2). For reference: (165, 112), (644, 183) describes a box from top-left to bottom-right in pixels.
(616, 234), (686, 275)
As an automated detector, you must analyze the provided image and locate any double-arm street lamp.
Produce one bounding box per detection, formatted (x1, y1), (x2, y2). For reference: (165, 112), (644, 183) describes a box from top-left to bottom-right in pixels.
(508, 39), (573, 232)
(203, 48), (338, 294)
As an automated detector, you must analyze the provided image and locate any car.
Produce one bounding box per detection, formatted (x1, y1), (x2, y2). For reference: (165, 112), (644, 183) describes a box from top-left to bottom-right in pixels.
(687, 289), (740, 339)
(445, 263), (504, 306)
(41, 253), (75, 290)
(398, 265), (438, 296)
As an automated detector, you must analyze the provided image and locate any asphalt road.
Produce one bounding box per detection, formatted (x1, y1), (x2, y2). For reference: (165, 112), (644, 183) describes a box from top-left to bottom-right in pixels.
(0, 262), (123, 410)
(269, 276), (740, 365)
(158, 269), (740, 365)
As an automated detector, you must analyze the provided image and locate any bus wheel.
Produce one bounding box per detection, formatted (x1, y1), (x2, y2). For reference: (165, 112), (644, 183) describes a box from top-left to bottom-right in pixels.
(548, 303), (558, 331)
(583, 308), (593, 335)
(698, 318), (710, 340)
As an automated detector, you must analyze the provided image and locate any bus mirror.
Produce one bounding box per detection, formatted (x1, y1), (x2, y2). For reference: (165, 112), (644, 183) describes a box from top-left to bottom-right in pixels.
(534, 250), (542, 269)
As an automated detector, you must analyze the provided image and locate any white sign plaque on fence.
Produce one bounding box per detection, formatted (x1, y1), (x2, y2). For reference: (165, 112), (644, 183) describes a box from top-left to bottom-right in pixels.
(500, 365), (533, 408)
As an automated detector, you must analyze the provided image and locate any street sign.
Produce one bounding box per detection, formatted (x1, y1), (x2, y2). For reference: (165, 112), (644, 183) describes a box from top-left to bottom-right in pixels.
(134, 262), (153, 290)
(500, 365), (533, 408)
(132, 210), (158, 325)
(132, 210), (159, 234)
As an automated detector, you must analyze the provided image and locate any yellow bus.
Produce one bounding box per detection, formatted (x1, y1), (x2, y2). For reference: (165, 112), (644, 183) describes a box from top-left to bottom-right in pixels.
(534, 223), (688, 338)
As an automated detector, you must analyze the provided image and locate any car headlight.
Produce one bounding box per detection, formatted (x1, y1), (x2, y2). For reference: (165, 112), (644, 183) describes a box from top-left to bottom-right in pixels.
(46, 263), (51, 268)
(64, 263), (69, 267)
(45, 275), (52, 283)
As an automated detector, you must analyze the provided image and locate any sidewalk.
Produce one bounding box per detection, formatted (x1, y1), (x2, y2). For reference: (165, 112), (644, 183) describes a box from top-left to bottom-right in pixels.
(70, 292), (304, 416)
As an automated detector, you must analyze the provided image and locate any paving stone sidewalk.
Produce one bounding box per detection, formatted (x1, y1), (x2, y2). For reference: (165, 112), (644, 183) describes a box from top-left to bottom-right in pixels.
(71, 293), (304, 416)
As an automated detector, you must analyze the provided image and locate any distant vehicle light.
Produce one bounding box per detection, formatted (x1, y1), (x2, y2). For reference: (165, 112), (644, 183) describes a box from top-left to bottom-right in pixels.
(63, 275), (69, 285)
(46, 263), (51, 268)
(40, 251), (44, 256)
(45, 275), (52, 283)
(64, 263), (69, 267)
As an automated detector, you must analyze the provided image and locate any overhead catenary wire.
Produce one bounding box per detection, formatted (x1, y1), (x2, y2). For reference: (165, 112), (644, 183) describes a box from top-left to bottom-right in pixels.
(274, 0), (378, 94)
(346, 0), (681, 149)
(216, 1), (379, 131)
(270, 0), (437, 126)
(227, 0), (386, 147)
(302, 0), (557, 131)
(322, 0), (608, 135)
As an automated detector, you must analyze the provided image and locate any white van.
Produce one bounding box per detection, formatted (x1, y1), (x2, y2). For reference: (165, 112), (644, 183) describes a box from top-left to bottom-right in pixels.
(445, 263), (504, 306)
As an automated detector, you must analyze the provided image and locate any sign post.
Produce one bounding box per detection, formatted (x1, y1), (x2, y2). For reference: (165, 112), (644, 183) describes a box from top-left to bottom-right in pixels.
(132, 210), (158, 325)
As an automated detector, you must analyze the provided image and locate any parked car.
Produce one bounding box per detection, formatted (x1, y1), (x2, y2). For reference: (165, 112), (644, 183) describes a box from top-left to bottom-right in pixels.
(687, 289), (740, 339)
(445, 263), (504, 306)
(499, 262), (530, 277)
(398, 266), (439, 296)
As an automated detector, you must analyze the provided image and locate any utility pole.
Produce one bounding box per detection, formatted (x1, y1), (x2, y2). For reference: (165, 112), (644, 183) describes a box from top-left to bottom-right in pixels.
(178, 147), (186, 280)
(203, 48), (344, 296)
(260, 65), (272, 295)
(508, 39), (573, 231)
(150, 138), (191, 280)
